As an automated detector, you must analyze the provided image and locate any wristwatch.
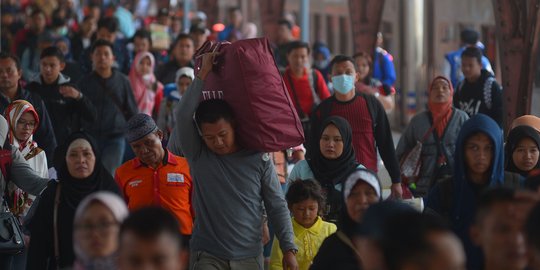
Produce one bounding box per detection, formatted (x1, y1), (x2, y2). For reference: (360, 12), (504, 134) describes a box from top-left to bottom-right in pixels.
(288, 248), (298, 255)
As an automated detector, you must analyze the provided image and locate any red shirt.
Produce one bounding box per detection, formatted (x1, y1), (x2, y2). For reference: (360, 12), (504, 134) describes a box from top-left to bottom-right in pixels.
(283, 68), (331, 117)
(328, 96), (377, 171)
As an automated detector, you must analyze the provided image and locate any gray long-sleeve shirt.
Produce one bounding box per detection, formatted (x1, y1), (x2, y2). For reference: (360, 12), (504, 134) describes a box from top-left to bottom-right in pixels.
(169, 78), (296, 260)
(1, 148), (49, 209)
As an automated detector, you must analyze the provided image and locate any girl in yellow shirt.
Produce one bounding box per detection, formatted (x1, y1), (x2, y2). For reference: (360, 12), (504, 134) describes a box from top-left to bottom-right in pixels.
(270, 179), (337, 270)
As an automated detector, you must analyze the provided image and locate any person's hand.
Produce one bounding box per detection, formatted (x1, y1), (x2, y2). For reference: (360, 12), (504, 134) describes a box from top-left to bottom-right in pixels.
(291, 150), (305, 163)
(389, 183), (403, 200)
(282, 250), (299, 270)
(197, 52), (219, 80)
(59, 85), (82, 100)
(262, 220), (270, 245)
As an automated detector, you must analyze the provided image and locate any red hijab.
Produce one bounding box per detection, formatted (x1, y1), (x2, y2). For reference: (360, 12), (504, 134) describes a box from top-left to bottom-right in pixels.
(427, 76), (454, 138)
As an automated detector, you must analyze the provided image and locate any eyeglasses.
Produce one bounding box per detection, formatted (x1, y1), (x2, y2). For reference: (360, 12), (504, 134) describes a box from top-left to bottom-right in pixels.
(75, 221), (118, 233)
(16, 120), (36, 129)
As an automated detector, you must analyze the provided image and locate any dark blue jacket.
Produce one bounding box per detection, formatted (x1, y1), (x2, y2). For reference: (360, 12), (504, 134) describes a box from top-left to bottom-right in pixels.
(426, 114), (520, 270)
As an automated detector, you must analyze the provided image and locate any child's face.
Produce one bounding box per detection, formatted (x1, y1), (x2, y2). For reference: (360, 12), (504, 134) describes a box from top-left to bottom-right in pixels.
(176, 77), (192, 95)
(137, 56), (152, 76)
(290, 198), (319, 228)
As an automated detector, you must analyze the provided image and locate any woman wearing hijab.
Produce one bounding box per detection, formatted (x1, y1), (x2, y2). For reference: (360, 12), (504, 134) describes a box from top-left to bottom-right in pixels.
(5, 100), (49, 216)
(4, 100), (49, 269)
(129, 51), (164, 118)
(72, 191), (128, 270)
(426, 114), (521, 270)
(505, 125), (540, 178)
(287, 116), (362, 222)
(310, 168), (382, 270)
(511, 115), (540, 134)
(26, 132), (121, 270)
(396, 76), (469, 198)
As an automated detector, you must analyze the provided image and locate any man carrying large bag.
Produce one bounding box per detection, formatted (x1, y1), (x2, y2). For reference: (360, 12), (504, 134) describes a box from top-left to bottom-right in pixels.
(169, 39), (300, 270)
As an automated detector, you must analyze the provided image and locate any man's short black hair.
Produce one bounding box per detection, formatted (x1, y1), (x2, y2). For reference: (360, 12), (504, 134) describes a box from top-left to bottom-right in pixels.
(461, 29), (479, 45)
(475, 187), (515, 224)
(31, 8), (45, 18)
(133, 29), (152, 47)
(329, 55), (358, 72)
(97, 17), (119, 33)
(278, 19), (293, 30)
(120, 206), (182, 248)
(379, 212), (450, 270)
(526, 202), (540, 250)
(82, 15), (95, 23)
(461, 46), (483, 65)
(287, 41), (310, 55)
(0, 51), (21, 70)
(170, 33), (194, 51)
(195, 99), (235, 127)
(91, 39), (115, 54)
(228, 6), (241, 14)
(40, 46), (65, 62)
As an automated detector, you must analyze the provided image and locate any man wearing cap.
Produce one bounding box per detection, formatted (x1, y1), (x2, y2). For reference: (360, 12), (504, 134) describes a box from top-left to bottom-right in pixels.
(189, 24), (209, 51)
(115, 113), (194, 243)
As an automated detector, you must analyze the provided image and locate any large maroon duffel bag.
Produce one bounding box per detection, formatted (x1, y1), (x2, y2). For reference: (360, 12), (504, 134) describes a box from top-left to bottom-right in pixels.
(194, 38), (304, 152)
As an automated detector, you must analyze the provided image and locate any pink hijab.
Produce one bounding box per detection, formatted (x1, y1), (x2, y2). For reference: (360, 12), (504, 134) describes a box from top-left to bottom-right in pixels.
(129, 52), (158, 116)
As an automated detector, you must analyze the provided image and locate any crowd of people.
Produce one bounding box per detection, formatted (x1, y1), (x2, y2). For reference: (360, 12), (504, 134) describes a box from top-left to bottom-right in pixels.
(0, 1), (539, 270)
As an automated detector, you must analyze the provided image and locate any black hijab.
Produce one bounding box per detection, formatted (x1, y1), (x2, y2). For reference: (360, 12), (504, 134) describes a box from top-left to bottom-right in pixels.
(26, 132), (120, 269)
(55, 131), (120, 208)
(505, 125), (540, 177)
(307, 116), (359, 186)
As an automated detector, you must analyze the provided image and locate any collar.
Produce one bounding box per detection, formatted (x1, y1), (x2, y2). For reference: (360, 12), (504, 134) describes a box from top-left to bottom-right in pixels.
(292, 216), (323, 234)
(132, 149), (177, 169)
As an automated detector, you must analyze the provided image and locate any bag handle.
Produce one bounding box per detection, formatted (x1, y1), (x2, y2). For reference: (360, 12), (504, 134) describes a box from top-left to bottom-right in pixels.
(53, 183), (61, 269)
(336, 231), (361, 257)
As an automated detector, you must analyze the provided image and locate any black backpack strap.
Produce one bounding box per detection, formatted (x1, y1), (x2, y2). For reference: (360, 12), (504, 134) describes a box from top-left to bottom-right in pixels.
(97, 76), (131, 121)
(363, 93), (379, 131)
(285, 71), (308, 120)
(311, 69), (319, 96)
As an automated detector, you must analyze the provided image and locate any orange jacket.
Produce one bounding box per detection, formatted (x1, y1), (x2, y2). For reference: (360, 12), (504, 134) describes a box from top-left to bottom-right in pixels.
(115, 151), (193, 235)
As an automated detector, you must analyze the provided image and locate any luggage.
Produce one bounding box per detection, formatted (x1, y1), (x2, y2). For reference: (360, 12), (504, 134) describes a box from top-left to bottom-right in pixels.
(194, 38), (304, 152)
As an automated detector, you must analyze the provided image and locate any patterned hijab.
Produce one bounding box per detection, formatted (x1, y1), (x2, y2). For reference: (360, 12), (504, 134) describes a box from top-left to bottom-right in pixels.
(5, 100), (40, 151)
